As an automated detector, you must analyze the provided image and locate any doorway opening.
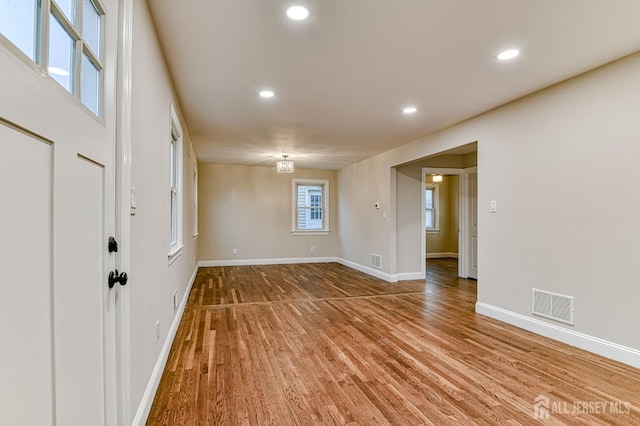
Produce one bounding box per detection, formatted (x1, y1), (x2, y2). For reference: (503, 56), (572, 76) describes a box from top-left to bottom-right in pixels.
(424, 173), (459, 269)
(392, 142), (477, 283)
(421, 166), (477, 280)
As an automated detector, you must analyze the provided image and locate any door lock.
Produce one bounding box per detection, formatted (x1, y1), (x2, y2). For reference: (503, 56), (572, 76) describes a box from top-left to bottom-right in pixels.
(108, 236), (118, 253)
(108, 270), (128, 288)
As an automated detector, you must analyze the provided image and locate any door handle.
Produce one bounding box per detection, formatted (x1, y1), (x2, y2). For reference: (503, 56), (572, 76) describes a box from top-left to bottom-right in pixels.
(108, 270), (128, 288)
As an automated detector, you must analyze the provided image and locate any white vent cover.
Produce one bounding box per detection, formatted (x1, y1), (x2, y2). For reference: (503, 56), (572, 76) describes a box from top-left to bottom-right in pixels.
(532, 289), (575, 325)
(371, 254), (382, 269)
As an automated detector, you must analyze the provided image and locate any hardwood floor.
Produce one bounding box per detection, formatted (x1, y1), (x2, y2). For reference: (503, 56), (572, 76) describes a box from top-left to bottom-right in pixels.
(147, 259), (640, 425)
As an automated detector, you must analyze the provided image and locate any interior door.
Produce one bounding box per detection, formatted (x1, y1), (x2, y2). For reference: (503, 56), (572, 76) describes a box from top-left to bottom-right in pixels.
(468, 172), (478, 279)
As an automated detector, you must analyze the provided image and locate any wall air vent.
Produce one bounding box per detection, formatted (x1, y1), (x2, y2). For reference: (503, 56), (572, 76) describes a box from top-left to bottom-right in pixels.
(371, 254), (382, 269)
(532, 288), (575, 325)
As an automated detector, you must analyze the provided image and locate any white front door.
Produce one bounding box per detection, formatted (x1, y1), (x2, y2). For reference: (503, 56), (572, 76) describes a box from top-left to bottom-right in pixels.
(0, 0), (120, 421)
(468, 172), (478, 279)
(0, 118), (118, 425)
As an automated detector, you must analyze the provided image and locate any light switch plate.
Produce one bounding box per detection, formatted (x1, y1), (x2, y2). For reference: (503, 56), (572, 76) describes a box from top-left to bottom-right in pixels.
(490, 200), (497, 213)
(130, 187), (137, 216)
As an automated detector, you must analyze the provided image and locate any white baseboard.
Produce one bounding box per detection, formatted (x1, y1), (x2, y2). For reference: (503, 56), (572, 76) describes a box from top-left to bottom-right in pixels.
(132, 264), (199, 425)
(198, 256), (413, 283)
(397, 272), (424, 281)
(476, 302), (640, 369)
(426, 252), (459, 259)
(198, 257), (424, 283)
(199, 256), (337, 267)
(335, 257), (398, 283)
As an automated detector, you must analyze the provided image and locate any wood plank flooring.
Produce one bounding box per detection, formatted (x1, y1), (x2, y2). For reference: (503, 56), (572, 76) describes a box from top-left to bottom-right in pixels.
(147, 259), (640, 425)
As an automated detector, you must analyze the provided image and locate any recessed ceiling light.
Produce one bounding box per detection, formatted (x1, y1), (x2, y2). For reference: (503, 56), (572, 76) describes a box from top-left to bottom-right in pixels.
(286, 5), (310, 20)
(259, 90), (275, 98)
(403, 106), (417, 114)
(497, 49), (520, 61)
(48, 66), (70, 76)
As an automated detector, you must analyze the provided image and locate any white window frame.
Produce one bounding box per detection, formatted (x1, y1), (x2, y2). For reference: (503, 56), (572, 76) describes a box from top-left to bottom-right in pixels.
(0, 0), (106, 117)
(291, 178), (330, 235)
(168, 106), (183, 261)
(192, 162), (198, 239)
(425, 183), (440, 233)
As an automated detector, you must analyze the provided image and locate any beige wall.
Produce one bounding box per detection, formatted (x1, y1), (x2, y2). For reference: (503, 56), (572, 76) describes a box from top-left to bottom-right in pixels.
(338, 52), (640, 354)
(426, 175), (458, 255)
(395, 165), (422, 273)
(198, 164), (339, 261)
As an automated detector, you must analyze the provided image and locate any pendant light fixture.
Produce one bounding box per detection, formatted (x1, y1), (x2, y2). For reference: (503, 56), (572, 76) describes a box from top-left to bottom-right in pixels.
(276, 155), (294, 173)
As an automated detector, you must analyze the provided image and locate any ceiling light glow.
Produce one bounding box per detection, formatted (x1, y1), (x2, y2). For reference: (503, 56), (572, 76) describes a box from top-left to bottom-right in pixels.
(259, 90), (275, 98)
(403, 107), (417, 114)
(497, 49), (520, 61)
(286, 5), (310, 20)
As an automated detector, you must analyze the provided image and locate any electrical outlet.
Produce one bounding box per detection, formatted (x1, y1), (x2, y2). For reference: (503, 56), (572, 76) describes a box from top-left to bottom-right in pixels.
(173, 289), (178, 313)
(155, 321), (160, 342)
(232, 248), (237, 255)
(310, 246), (315, 252)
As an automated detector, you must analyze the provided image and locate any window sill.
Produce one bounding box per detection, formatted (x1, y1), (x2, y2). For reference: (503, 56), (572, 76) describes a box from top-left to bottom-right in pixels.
(291, 230), (330, 236)
(426, 229), (440, 234)
(168, 244), (184, 265)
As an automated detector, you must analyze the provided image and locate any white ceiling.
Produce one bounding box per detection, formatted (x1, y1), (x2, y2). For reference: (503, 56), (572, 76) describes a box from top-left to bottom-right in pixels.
(147, 0), (640, 169)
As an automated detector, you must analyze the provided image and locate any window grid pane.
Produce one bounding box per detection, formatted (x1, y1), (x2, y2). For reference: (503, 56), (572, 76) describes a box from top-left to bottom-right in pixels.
(81, 52), (99, 114)
(48, 12), (75, 93)
(426, 210), (434, 229)
(170, 139), (177, 188)
(53, 0), (77, 25)
(82, 0), (100, 57)
(425, 189), (433, 209)
(170, 191), (177, 245)
(0, 0), (38, 60)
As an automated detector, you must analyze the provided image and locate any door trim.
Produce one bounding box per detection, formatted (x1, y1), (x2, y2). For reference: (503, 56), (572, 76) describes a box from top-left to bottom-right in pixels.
(464, 167), (478, 279)
(115, 0), (134, 423)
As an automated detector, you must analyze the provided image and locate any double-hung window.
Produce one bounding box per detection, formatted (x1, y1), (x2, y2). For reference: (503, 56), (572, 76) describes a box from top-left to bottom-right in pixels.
(292, 179), (329, 235)
(169, 107), (183, 258)
(0, 0), (105, 116)
(425, 184), (440, 232)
